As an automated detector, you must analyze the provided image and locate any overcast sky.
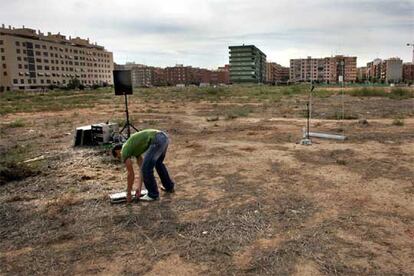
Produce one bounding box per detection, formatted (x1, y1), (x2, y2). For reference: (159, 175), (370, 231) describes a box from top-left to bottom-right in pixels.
(1, 0), (413, 68)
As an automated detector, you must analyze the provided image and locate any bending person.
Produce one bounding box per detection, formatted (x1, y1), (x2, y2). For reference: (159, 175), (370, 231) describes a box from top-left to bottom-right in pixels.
(112, 129), (175, 203)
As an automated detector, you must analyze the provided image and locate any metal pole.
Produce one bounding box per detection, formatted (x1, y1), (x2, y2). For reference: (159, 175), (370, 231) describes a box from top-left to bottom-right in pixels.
(307, 103), (310, 139)
(124, 92), (131, 138)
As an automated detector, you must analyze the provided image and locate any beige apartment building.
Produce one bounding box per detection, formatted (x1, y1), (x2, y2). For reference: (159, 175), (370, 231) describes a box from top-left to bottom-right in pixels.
(120, 62), (166, 87)
(289, 55), (357, 83)
(0, 24), (113, 91)
(266, 62), (290, 84)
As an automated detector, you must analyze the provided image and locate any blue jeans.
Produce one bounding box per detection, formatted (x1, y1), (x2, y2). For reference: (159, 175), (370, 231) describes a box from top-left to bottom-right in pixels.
(142, 132), (175, 198)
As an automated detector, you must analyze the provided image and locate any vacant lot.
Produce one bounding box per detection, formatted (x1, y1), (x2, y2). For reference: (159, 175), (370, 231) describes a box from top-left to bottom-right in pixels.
(1, 85), (413, 275)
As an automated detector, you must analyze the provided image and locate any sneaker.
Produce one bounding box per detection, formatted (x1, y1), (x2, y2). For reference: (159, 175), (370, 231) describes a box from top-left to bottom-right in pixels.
(160, 186), (175, 193)
(139, 194), (158, 201)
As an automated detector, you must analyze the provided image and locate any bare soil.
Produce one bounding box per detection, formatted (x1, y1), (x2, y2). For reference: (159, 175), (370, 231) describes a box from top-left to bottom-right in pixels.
(1, 91), (413, 275)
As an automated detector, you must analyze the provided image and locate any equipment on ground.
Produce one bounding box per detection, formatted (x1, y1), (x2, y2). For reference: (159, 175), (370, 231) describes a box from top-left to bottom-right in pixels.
(300, 76), (347, 145)
(74, 125), (93, 146)
(92, 122), (119, 144)
(109, 190), (148, 204)
(303, 130), (346, 141)
(113, 70), (138, 138)
(74, 122), (119, 146)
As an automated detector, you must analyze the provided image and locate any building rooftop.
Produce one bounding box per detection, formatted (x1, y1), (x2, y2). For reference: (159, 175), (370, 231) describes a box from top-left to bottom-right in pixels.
(0, 24), (106, 50)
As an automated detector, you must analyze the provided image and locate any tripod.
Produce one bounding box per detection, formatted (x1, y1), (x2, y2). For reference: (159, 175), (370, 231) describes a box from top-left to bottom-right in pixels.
(119, 92), (138, 139)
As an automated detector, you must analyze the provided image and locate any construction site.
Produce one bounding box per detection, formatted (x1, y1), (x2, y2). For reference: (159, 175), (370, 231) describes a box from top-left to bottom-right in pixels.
(1, 84), (413, 275)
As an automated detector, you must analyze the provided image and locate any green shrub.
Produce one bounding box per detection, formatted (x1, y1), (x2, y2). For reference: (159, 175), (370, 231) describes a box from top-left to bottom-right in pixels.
(389, 88), (414, 100)
(8, 118), (25, 128)
(392, 117), (404, 126)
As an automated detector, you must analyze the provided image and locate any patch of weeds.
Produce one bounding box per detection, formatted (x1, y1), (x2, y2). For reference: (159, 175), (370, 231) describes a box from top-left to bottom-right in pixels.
(224, 106), (252, 120)
(0, 144), (43, 185)
(348, 87), (414, 99)
(348, 87), (387, 97)
(392, 116), (404, 126)
(53, 118), (72, 127)
(388, 88), (414, 100)
(325, 111), (358, 120)
(8, 118), (25, 128)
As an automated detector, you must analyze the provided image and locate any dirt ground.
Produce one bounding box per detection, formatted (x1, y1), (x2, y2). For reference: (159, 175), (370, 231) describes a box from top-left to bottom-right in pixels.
(1, 90), (414, 275)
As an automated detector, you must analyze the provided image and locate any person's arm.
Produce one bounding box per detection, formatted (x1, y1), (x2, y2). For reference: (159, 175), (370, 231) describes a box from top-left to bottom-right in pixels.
(136, 155), (144, 196)
(125, 158), (134, 203)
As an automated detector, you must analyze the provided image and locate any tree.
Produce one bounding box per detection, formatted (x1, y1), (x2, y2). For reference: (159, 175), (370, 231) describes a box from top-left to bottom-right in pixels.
(67, 78), (81, 90)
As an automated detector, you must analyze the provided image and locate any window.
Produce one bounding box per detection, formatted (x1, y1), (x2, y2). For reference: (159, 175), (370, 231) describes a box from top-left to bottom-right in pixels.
(37, 65), (42, 70)
(36, 58), (41, 62)
(16, 41), (20, 46)
(43, 52), (48, 57)
(44, 59), (49, 63)
(46, 79), (51, 84)
(1, 56), (5, 61)
(45, 66), (50, 70)
(40, 79), (44, 84)
(0, 40), (3, 45)
(35, 44), (40, 49)
(28, 79), (32, 84)
(20, 79), (24, 84)
(24, 64), (28, 69)
(16, 49), (21, 54)
(42, 45), (46, 49)
(36, 51), (41, 55)
(23, 50), (26, 54)
(17, 56), (22, 61)
(2, 64), (5, 69)
(18, 64), (22, 69)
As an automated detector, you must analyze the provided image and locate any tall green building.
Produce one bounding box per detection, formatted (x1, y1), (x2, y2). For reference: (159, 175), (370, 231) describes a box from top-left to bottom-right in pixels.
(229, 45), (267, 83)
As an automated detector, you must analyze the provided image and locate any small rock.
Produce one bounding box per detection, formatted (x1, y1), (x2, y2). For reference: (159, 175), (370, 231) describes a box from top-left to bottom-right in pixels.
(358, 119), (369, 125)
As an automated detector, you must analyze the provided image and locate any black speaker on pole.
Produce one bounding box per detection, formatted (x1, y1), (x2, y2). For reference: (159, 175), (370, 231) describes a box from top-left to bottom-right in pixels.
(113, 70), (133, 95)
(113, 70), (137, 138)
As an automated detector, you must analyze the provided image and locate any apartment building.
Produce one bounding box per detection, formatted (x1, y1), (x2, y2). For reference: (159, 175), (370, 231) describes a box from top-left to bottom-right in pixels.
(289, 55), (357, 83)
(402, 63), (414, 83)
(165, 64), (194, 85)
(0, 24), (113, 92)
(229, 45), (266, 83)
(115, 63), (230, 87)
(366, 58), (403, 83)
(380, 58), (403, 83)
(366, 58), (382, 82)
(357, 67), (367, 82)
(211, 65), (230, 85)
(266, 62), (289, 84)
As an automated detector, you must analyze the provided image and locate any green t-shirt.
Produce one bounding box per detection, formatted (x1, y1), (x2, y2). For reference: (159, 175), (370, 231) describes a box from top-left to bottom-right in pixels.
(121, 129), (159, 162)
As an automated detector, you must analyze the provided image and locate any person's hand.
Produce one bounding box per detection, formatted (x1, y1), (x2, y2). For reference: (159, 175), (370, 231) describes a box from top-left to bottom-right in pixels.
(126, 193), (132, 203)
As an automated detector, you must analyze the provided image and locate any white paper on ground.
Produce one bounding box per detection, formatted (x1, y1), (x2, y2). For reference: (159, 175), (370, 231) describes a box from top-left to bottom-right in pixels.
(109, 189), (148, 203)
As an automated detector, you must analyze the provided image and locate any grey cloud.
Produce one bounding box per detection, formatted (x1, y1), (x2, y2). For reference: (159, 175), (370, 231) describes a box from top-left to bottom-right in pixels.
(0, 0), (412, 68)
